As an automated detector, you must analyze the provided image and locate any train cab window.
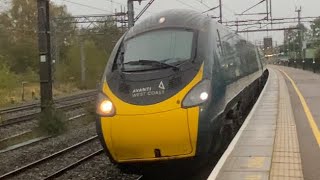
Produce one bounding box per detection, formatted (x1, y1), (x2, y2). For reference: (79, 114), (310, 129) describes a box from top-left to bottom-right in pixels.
(121, 30), (195, 72)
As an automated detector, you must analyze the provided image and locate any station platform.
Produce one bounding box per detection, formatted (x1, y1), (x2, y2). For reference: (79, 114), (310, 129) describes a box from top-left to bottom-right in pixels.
(208, 66), (320, 180)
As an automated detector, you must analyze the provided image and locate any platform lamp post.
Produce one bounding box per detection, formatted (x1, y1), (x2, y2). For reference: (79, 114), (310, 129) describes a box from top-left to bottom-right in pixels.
(37, 0), (53, 112)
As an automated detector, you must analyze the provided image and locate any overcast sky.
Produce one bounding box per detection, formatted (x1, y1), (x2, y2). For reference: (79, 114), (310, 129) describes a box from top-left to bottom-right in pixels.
(52, 0), (319, 45)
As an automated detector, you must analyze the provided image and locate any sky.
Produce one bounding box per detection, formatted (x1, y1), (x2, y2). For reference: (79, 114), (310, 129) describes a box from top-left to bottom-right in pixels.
(51, 0), (319, 45)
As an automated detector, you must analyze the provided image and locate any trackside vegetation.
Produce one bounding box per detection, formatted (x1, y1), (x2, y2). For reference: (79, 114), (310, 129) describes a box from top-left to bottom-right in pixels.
(0, 0), (122, 107)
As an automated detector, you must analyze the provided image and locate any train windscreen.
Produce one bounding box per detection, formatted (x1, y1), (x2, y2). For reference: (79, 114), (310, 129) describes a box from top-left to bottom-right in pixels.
(122, 29), (194, 71)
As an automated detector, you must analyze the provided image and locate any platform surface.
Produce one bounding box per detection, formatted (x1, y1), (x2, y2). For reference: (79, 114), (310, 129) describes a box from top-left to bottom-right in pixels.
(207, 66), (320, 180)
(275, 66), (320, 180)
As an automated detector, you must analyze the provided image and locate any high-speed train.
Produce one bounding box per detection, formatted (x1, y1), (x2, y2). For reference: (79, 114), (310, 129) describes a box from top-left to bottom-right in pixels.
(96, 9), (267, 170)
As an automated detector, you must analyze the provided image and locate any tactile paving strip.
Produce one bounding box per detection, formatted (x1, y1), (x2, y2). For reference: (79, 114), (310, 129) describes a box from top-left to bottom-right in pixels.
(270, 71), (304, 180)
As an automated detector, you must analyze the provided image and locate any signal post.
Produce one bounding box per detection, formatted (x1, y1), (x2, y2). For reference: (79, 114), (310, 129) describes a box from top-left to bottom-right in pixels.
(37, 0), (53, 111)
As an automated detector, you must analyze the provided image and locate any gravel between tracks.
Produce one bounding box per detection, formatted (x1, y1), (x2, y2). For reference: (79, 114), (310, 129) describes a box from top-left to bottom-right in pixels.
(0, 117), (136, 180)
(58, 153), (139, 180)
(0, 118), (96, 175)
(0, 119), (37, 140)
(0, 108), (87, 140)
(1, 108), (39, 122)
(13, 139), (102, 180)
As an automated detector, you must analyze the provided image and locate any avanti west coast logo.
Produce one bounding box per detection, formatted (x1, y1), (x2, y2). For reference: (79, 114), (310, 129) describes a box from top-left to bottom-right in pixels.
(159, 81), (165, 90)
(132, 81), (165, 98)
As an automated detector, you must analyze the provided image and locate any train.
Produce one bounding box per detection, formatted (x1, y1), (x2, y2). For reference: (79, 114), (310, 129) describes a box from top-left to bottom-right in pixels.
(96, 9), (267, 172)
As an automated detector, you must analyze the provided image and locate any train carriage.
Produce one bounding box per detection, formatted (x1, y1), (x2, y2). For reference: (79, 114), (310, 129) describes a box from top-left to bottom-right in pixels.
(96, 9), (267, 169)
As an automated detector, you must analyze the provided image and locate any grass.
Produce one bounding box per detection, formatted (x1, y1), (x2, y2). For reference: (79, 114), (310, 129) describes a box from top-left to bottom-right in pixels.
(0, 82), (80, 108)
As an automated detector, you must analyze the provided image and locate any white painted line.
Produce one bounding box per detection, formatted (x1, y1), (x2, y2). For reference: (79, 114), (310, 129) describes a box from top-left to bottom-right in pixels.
(68, 113), (86, 121)
(0, 130), (32, 143)
(0, 136), (49, 154)
(207, 69), (273, 180)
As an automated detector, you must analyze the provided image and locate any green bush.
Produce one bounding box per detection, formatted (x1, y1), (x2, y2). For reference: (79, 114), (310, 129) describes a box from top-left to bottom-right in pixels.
(38, 106), (67, 135)
(20, 67), (39, 82)
(54, 39), (108, 89)
(315, 48), (320, 63)
(0, 65), (19, 89)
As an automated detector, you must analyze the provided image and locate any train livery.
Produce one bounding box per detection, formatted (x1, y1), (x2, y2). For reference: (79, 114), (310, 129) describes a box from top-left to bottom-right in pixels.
(96, 9), (267, 169)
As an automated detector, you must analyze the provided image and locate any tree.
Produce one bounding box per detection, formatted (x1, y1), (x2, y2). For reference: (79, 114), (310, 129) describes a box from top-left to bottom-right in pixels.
(0, 0), (123, 90)
(284, 24), (308, 59)
(51, 15), (123, 88)
(50, 3), (77, 65)
(310, 18), (320, 47)
(55, 39), (107, 88)
(0, 24), (11, 65)
(0, 0), (73, 73)
(85, 20), (123, 54)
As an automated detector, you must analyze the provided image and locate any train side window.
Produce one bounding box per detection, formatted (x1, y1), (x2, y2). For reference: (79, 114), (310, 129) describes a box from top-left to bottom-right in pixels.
(220, 31), (242, 82)
(245, 44), (259, 73)
(235, 40), (250, 76)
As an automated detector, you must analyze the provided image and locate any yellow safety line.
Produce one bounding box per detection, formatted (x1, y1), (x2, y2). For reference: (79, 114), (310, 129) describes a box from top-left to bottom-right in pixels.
(279, 69), (320, 148)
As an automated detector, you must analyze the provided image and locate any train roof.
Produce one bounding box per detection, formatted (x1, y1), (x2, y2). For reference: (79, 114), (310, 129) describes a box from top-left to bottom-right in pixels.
(125, 9), (212, 40)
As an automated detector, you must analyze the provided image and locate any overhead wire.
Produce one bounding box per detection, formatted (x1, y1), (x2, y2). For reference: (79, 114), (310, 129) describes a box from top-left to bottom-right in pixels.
(194, 0), (210, 9)
(104, 0), (153, 14)
(202, 5), (219, 14)
(134, 0), (155, 21)
(240, 0), (265, 15)
(61, 0), (113, 13)
(105, 0), (125, 6)
(201, 1), (233, 24)
(223, 4), (237, 16)
(226, 20), (314, 27)
(175, 0), (203, 12)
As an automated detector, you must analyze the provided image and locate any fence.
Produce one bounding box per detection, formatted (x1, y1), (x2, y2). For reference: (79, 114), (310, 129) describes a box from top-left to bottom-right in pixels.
(276, 59), (320, 74)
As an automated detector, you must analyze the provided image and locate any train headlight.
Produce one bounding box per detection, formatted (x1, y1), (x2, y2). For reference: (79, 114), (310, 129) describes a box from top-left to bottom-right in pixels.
(182, 80), (211, 108)
(200, 92), (209, 101)
(96, 92), (115, 117)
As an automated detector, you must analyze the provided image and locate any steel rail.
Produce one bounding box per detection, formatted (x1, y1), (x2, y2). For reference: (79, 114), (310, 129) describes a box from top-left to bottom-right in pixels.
(0, 113), (39, 128)
(43, 149), (103, 179)
(0, 113), (87, 153)
(136, 175), (144, 180)
(0, 92), (96, 128)
(0, 90), (97, 115)
(0, 136), (98, 179)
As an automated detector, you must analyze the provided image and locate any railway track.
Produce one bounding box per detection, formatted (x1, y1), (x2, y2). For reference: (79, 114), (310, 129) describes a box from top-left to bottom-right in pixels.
(0, 113), (87, 153)
(0, 136), (101, 179)
(0, 121), (141, 180)
(43, 149), (103, 179)
(0, 90), (97, 128)
(136, 175), (144, 180)
(0, 90), (97, 114)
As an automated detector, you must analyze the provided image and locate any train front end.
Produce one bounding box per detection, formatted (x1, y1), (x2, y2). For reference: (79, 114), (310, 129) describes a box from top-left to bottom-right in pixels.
(96, 10), (212, 164)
